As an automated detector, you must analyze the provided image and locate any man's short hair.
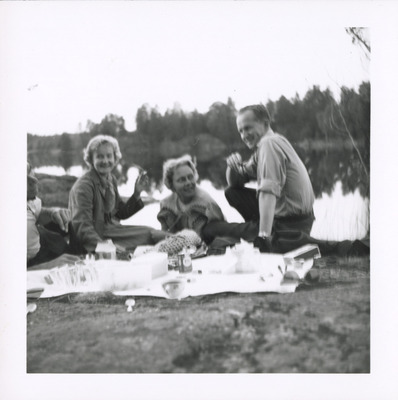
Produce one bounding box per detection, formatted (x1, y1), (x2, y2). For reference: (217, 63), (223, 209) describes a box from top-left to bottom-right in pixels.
(238, 104), (271, 126)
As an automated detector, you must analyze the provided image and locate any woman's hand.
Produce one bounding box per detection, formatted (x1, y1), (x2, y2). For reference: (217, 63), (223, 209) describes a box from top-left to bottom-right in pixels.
(51, 208), (71, 233)
(134, 171), (149, 197)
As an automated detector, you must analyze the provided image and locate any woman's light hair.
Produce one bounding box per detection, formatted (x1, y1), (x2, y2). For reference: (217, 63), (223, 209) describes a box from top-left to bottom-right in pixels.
(83, 135), (122, 167)
(163, 155), (198, 191)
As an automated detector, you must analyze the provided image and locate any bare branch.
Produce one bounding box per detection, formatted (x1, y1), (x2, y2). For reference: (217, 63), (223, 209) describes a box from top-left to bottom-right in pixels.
(333, 103), (369, 178)
(345, 28), (371, 59)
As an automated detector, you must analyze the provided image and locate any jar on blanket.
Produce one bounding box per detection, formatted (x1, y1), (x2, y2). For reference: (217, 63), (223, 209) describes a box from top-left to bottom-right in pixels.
(177, 247), (192, 273)
(95, 239), (117, 260)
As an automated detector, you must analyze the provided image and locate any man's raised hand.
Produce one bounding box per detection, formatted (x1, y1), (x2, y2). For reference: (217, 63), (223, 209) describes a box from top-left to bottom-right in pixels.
(226, 153), (243, 173)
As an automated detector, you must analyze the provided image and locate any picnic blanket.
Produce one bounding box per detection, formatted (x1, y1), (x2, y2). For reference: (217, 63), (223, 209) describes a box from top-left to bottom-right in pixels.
(27, 244), (318, 299)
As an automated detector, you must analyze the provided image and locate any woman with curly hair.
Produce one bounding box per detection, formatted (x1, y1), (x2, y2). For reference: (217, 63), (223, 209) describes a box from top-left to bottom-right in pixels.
(157, 155), (225, 238)
(69, 135), (165, 253)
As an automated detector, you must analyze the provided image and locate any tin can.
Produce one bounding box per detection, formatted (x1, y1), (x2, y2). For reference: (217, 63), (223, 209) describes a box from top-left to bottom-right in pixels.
(178, 253), (192, 273)
(168, 256), (179, 270)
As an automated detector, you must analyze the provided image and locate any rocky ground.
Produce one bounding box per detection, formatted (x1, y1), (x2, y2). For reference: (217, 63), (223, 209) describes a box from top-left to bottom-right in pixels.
(27, 256), (370, 373)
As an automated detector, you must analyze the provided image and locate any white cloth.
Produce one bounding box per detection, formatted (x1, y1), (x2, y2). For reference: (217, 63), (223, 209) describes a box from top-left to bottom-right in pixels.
(27, 252), (315, 298)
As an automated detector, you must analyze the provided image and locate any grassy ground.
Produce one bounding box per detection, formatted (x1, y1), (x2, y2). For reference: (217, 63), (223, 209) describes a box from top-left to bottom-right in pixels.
(27, 256), (370, 373)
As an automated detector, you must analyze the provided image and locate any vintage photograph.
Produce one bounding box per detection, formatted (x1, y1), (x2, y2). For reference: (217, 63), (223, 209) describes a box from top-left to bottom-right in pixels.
(3, 1), (398, 399)
(26, 6), (370, 372)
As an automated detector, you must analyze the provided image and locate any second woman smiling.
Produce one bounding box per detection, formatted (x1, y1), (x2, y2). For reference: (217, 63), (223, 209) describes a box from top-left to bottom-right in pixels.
(69, 135), (166, 253)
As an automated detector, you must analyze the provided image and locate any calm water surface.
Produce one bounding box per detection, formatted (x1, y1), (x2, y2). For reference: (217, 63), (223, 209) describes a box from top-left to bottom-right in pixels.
(35, 165), (369, 241)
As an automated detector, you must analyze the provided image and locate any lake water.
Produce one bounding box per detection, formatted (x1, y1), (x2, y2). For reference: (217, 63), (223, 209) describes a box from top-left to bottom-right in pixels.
(35, 165), (369, 241)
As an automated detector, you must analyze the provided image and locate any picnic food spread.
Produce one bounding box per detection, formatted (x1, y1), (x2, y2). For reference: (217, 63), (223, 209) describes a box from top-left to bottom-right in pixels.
(27, 242), (321, 300)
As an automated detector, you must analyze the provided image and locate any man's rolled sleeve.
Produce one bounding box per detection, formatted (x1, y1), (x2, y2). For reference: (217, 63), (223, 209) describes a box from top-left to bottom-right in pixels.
(256, 137), (287, 198)
(257, 179), (282, 197)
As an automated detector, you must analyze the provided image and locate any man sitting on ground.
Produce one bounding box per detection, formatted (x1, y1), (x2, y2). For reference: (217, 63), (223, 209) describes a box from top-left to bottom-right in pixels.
(203, 104), (315, 252)
(203, 104), (369, 256)
(227, 104), (315, 250)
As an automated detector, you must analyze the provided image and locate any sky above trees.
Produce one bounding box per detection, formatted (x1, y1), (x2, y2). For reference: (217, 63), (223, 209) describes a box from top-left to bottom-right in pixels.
(0, 2), (375, 136)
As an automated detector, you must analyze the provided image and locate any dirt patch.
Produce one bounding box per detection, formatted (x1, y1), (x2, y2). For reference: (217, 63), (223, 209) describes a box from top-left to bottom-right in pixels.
(27, 256), (370, 373)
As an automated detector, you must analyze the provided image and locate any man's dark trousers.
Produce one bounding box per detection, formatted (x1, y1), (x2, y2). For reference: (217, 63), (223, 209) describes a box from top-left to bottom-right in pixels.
(202, 186), (315, 244)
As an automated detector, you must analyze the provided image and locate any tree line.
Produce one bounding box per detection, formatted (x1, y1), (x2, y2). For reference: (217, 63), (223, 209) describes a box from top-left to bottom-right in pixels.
(28, 82), (370, 197)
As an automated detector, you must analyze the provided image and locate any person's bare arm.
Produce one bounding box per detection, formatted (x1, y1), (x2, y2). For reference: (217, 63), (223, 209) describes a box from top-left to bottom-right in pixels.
(258, 192), (276, 236)
(253, 192), (276, 252)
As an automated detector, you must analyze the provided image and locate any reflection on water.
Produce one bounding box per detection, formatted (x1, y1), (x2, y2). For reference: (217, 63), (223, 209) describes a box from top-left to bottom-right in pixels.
(121, 173), (369, 242)
(311, 182), (369, 241)
(109, 167), (371, 241)
(34, 165), (85, 177)
(29, 143), (370, 196)
(35, 165), (369, 242)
